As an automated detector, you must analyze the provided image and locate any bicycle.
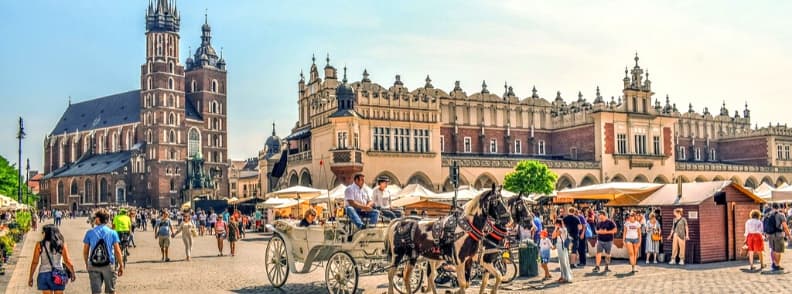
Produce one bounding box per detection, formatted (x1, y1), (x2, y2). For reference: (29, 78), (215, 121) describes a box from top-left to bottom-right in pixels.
(118, 232), (131, 264)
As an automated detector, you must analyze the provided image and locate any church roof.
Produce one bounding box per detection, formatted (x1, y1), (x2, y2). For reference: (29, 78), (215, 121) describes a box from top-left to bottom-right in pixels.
(51, 90), (141, 135)
(43, 151), (132, 179)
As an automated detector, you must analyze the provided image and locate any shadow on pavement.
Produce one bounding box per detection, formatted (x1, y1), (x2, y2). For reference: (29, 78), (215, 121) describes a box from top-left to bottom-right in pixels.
(232, 282), (364, 294)
(240, 237), (271, 242)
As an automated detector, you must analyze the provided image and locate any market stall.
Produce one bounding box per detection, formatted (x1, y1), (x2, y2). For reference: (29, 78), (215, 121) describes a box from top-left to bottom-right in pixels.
(610, 181), (764, 263)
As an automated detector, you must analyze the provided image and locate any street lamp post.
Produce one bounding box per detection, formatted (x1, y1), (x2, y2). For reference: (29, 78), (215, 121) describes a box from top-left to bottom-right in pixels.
(16, 117), (26, 204)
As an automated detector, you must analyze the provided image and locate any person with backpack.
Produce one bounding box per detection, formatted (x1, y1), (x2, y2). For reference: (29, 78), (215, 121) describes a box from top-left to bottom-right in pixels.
(82, 209), (124, 294)
(154, 210), (175, 262)
(28, 224), (77, 293)
(764, 203), (792, 272)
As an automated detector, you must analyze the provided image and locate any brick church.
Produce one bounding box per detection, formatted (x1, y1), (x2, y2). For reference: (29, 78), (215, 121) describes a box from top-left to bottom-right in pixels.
(41, 0), (229, 210)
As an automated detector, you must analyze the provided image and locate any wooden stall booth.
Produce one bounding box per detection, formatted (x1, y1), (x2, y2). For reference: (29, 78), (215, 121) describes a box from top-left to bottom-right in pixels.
(558, 182), (665, 259)
(612, 181), (764, 264)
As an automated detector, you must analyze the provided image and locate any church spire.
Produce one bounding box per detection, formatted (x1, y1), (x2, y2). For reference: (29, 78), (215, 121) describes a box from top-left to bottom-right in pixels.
(272, 122), (276, 136)
(146, 0), (180, 32)
(188, 9), (222, 71)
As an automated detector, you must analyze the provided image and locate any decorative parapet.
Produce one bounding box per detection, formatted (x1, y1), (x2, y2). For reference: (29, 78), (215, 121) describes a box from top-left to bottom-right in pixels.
(441, 155), (600, 169)
(720, 125), (792, 140)
(677, 161), (792, 173)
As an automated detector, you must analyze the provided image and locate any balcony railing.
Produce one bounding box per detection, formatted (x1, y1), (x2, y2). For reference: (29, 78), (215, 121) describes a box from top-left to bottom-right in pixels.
(287, 150), (312, 163)
(332, 149), (363, 165)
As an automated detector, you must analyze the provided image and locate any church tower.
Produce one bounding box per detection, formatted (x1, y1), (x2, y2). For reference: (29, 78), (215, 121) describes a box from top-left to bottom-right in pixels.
(140, 0), (188, 208)
(184, 12), (229, 199)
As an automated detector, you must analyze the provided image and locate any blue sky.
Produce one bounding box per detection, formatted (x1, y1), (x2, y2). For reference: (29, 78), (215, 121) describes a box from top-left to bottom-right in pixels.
(2, 0), (791, 171)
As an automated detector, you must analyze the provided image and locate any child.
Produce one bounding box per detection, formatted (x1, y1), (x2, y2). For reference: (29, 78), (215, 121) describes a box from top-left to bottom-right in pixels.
(539, 229), (553, 281)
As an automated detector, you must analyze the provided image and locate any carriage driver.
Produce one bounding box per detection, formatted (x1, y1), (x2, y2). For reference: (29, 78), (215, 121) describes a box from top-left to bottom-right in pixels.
(344, 174), (380, 229)
(372, 176), (402, 220)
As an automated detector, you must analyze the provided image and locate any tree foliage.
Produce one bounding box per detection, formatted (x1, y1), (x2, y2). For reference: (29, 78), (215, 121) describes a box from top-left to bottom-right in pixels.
(503, 160), (558, 196)
(0, 155), (38, 205)
(0, 155), (20, 198)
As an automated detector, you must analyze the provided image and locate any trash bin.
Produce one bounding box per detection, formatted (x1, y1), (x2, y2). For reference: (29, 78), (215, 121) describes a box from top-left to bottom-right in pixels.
(519, 242), (538, 278)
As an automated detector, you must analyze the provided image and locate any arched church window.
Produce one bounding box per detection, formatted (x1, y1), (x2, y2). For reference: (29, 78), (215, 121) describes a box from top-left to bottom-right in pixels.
(169, 62), (174, 73)
(191, 80), (197, 92)
(168, 78), (174, 90)
(168, 130), (176, 143)
(211, 80), (218, 92)
(168, 112), (176, 125)
(188, 128), (200, 158)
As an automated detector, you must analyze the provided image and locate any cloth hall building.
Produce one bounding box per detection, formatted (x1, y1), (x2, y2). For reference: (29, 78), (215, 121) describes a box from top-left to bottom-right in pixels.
(272, 54), (792, 192)
(41, 0), (229, 210)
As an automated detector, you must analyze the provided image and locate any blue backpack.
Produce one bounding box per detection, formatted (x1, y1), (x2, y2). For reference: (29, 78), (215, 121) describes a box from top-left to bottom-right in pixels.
(584, 223), (594, 238)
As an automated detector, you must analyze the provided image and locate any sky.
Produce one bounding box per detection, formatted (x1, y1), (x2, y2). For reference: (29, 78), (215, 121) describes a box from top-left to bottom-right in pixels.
(2, 0), (791, 172)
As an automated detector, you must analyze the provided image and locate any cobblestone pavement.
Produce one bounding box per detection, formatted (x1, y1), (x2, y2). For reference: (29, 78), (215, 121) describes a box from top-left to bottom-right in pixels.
(7, 218), (792, 293)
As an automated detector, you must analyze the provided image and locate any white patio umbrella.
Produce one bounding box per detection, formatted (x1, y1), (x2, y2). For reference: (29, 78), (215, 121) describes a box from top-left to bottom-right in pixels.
(259, 197), (296, 209)
(268, 186), (325, 217)
(310, 184), (346, 204)
(268, 185), (325, 200)
(394, 184), (437, 200)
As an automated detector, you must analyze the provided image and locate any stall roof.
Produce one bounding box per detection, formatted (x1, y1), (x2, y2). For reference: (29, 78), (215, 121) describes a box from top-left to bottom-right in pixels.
(770, 185), (792, 203)
(558, 182), (663, 201)
(609, 181), (764, 206)
(754, 182), (775, 199)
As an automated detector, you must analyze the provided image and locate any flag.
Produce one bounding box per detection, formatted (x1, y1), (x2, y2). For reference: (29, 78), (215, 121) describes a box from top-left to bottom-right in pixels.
(271, 149), (289, 178)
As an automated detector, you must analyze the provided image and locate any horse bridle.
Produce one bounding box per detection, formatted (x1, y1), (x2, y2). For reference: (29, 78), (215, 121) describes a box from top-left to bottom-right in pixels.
(463, 191), (512, 249)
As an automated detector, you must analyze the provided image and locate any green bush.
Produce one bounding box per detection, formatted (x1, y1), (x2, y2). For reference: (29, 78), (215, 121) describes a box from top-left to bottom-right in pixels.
(0, 235), (15, 255)
(7, 228), (26, 243)
(15, 211), (31, 232)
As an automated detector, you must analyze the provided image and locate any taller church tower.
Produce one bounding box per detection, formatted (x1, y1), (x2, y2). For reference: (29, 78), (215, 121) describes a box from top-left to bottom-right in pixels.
(140, 0), (188, 207)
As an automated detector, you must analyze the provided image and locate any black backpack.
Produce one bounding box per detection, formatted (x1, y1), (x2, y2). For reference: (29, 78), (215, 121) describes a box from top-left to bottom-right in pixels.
(763, 211), (780, 235)
(89, 231), (111, 267)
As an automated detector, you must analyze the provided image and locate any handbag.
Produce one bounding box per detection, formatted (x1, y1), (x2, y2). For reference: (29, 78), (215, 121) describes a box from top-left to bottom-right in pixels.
(42, 242), (69, 286)
(652, 232), (662, 241)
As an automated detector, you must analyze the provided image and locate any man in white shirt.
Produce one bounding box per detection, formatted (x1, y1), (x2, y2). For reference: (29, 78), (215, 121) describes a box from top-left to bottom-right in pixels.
(371, 176), (402, 220)
(344, 174), (379, 229)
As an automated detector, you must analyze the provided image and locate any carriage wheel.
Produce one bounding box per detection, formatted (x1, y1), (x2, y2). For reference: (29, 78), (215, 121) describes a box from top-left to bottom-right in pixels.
(265, 235), (289, 288)
(499, 257), (518, 284)
(325, 251), (359, 294)
(393, 260), (425, 294)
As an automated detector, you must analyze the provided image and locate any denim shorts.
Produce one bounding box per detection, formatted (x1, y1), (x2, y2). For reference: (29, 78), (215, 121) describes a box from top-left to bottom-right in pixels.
(540, 249), (551, 263)
(625, 238), (640, 244)
(37, 272), (66, 291)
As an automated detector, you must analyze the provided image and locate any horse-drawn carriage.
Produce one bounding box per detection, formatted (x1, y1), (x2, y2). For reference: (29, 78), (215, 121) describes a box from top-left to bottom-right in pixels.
(264, 184), (532, 294)
(264, 218), (422, 293)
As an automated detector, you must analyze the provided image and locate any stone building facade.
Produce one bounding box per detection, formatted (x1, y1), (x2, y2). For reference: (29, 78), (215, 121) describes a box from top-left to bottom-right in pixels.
(41, 0), (229, 210)
(276, 54), (792, 192)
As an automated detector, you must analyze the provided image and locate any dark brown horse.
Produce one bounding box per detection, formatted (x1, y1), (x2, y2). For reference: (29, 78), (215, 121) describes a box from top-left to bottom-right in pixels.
(474, 194), (534, 293)
(386, 185), (512, 294)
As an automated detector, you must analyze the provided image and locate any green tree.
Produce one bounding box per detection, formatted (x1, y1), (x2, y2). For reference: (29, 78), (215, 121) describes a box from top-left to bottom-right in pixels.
(0, 155), (19, 197)
(0, 155), (39, 206)
(503, 160), (558, 196)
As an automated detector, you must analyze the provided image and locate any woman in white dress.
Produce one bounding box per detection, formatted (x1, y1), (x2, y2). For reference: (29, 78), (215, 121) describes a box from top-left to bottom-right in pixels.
(553, 219), (573, 283)
(645, 213), (661, 264)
